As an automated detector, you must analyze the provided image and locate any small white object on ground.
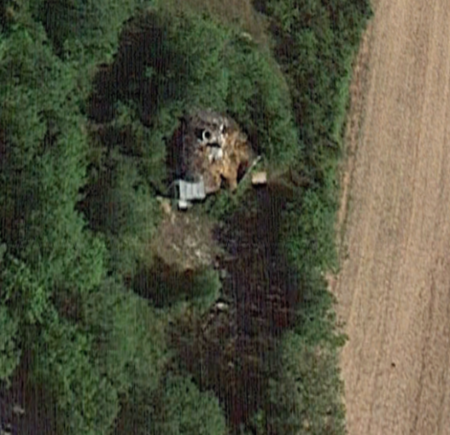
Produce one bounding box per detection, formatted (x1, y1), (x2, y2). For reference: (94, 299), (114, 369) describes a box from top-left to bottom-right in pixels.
(251, 171), (267, 185)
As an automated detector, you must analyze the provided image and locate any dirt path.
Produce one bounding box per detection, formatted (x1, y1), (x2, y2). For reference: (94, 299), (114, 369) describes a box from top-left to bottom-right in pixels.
(333, 0), (450, 434)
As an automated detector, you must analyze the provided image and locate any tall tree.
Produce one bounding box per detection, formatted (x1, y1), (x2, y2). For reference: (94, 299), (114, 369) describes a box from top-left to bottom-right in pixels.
(30, 0), (152, 64)
(120, 372), (228, 435)
(265, 331), (345, 435)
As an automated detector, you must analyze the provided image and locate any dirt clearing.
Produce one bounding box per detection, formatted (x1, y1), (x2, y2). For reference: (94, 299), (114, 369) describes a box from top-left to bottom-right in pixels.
(333, 0), (450, 434)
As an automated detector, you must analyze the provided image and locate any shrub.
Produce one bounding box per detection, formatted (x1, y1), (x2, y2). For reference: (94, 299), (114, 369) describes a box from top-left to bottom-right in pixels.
(121, 372), (228, 435)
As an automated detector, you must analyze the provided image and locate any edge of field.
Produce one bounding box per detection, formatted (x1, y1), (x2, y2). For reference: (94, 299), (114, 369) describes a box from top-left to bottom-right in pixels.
(328, 12), (377, 297)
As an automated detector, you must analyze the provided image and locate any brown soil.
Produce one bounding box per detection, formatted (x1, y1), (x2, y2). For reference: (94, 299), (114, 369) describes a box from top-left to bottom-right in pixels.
(151, 203), (221, 272)
(333, 1), (450, 434)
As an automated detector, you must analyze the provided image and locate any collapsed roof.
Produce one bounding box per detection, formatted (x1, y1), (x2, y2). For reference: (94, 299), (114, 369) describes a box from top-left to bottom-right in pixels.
(174, 110), (257, 198)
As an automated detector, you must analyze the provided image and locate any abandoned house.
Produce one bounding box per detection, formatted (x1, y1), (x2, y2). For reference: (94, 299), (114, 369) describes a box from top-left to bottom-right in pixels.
(170, 109), (257, 208)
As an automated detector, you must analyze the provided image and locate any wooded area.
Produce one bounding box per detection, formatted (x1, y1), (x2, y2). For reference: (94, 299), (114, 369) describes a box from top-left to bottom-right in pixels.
(0, 0), (371, 433)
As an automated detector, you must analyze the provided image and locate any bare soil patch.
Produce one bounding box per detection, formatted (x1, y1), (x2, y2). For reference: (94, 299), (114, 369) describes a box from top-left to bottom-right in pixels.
(151, 202), (221, 272)
(334, 0), (450, 434)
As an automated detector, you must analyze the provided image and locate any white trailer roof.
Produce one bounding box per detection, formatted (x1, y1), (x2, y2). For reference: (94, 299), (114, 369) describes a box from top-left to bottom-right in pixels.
(175, 179), (206, 201)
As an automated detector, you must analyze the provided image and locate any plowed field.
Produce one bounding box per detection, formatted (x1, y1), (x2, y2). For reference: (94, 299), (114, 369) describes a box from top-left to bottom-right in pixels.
(333, 1), (450, 434)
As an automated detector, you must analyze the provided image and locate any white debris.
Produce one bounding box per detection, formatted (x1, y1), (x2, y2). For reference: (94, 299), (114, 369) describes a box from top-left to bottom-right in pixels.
(251, 171), (267, 185)
(178, 199), (191, 210)
(215, 302), (229, 311)
(209, 147), (223, 163)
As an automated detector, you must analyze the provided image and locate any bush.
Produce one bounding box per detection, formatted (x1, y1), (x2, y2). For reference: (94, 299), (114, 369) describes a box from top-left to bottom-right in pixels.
(31, 310), (120, 435)
(80, 149), (161, 277)
(0, 305), (20, 381)
(0, 19), (107, 293)
(30, 0), (153, 64)
(121, 372), (228, 435)
(28, 277), (169, 434)
(134, 261), (221, 313)
(264, 0), (372, 177)
(266, 331), (346, 435)
(81, 276), (169, 393)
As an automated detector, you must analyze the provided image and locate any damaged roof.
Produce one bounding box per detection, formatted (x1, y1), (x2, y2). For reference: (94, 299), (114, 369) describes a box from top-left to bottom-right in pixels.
(175, 109), (256, 195)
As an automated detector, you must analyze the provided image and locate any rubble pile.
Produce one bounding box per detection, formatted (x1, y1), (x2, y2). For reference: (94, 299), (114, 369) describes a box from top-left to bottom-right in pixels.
(179, 110), (257, 195)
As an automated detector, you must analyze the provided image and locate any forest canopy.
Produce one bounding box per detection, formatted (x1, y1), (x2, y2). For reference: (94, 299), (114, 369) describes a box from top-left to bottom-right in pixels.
(0, 0), (371, 434)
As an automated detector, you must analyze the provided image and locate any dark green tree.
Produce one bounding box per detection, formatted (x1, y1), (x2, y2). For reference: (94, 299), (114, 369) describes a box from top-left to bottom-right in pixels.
(0, 304), (20, 381)
(266, 331), (345, 435)
(30, 309), (120, 435)
(81, 276), (169, 393)
(80, 149), (161, 278)
(120, 373), (227, 435)
(0, 18), (107, 293)
(30, 0), (152, 63)
(134, 262), (221, 314)
(25, 279), (168, 435)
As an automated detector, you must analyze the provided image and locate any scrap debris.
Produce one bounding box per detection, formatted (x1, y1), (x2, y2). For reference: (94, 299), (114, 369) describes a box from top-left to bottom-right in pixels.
(251, 171), (267, 186)
(171, 109), (260, 208)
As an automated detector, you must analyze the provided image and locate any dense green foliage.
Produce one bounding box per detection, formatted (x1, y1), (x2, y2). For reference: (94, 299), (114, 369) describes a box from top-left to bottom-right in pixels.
(92, 4), (299, 164)
(266, 332), (345, 435)
(0, 303), (19, 380)
(0, 0), (371, 434)
(31, 0), (143, 60)
(0, 3), (168, 434)
(120, 373), (227, 435)
(257, 0), (372, 432)
(133, 261), (222, 312)
(270, 0), (372, 340)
